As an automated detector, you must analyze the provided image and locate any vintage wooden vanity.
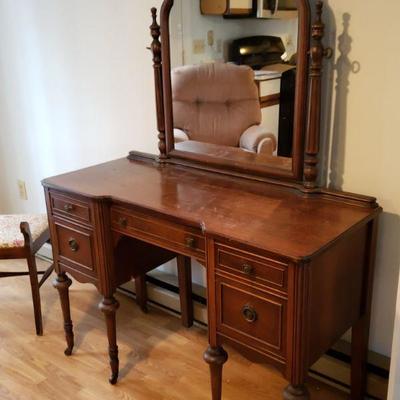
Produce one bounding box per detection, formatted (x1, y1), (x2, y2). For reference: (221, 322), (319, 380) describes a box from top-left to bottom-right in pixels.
(42, 1), (381, 399)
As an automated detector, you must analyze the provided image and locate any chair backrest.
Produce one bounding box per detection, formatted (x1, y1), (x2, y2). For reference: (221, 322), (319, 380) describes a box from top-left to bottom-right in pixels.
(172, 63), (261, 147)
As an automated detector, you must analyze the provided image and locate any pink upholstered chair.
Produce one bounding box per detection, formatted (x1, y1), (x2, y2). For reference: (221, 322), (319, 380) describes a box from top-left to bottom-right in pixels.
(172, 62), (277, 155)
(0, 214), (54, 335)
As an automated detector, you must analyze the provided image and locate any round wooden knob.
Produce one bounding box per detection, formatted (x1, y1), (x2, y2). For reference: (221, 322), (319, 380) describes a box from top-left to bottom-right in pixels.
(242, 305), (257, 323)
(118, 217), (128, 228)
(64, 204), (74, 212)
(185, 237), (195, 249)
(68, 238), (79, 252)
(242, 264), (254, 276)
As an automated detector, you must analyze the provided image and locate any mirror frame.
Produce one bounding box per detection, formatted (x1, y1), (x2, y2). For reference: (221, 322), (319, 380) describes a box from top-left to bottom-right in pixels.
(158, 0), (311, 182)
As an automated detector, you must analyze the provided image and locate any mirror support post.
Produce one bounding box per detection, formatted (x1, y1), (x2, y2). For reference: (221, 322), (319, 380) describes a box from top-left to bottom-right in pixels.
(150, 8), (167, 160)
(304, 0), (325, 188)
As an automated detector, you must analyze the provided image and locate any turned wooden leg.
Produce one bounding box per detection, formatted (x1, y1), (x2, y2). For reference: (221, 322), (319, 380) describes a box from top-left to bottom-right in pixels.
(283, 384), (310, 400)
(177, 255), (193, 328)
(53, 273), (74, 356)
(135, 275), (148, 313)
(204, 346), (228, 400)
(26, 254), (43, 336)
(99, 296), (120, 385)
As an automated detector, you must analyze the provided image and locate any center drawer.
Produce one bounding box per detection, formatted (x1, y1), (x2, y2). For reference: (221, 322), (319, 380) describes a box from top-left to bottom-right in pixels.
(110, 206), (205, 261)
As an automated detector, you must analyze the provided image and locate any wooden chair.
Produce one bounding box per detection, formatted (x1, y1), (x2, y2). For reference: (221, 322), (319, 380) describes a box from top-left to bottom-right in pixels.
(0, 214), (54, 336)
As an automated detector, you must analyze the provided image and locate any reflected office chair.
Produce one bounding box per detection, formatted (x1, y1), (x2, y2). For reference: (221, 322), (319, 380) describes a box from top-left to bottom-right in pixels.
(172, 62), (277, 155)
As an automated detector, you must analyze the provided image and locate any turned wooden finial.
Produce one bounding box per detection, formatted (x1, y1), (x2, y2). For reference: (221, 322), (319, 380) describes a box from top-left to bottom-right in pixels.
(304, 0), (326, 188)
(149, 7), (167, 160)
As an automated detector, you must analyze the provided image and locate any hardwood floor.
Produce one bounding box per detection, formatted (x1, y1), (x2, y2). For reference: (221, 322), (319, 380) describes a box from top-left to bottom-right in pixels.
(0, 258), (348, 400)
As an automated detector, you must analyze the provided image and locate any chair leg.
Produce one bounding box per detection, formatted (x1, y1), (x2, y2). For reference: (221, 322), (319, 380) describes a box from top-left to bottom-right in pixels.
(177, 255), (193, 328)
(26, 254), (43, 336)
(135, 275), (148, 313)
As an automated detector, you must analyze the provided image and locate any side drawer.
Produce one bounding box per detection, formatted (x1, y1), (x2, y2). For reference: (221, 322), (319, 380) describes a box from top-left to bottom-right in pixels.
(54, 220), (96, 279)
(110, 206), (205, 260)
(215, 243), (288, 292)
(50, 191), (92, 225)
(216, 275), (287, 361)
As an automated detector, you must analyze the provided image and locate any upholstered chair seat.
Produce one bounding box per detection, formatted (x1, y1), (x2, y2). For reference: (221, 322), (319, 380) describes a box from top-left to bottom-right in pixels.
(0, 214), (48, 248)
(172, 62), (277, 155)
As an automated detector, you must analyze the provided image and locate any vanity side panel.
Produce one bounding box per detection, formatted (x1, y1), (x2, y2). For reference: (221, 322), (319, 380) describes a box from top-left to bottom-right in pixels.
(307, 224), (368, 366)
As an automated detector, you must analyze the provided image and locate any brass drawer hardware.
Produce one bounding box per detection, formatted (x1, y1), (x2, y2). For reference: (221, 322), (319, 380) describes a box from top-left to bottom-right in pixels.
(118, 217), (128, 228)
(64, 203), (74, 212)
(68, 238), (79, 252)
(241, 305), (258, 323)
(242, 263), (254, 276)
(185, 237), (196, 249)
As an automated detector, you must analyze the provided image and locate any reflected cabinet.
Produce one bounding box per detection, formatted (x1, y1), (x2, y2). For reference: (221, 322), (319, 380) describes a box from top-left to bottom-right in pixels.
(43, 1), (382, 399)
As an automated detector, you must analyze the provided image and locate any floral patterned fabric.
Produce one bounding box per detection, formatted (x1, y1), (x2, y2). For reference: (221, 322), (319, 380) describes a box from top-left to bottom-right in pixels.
(0, 214), (48, 249)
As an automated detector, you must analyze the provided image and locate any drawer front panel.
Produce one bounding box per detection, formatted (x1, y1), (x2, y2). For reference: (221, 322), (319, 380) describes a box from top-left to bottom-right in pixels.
(217, 276), (287, 359)
(50, 192), (91, 225)
(55, 222), (96, 277)
(111, 207), (205, 260)
(216, 244), (288, 291)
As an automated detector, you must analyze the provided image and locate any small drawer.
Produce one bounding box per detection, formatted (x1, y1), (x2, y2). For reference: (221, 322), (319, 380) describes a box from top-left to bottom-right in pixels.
(50, 192), (91, 225)
(111, 207), (205, 260)
(216, 244), (288, 291)
(216, 276), (286, 359)
(54, 221), (96, 278)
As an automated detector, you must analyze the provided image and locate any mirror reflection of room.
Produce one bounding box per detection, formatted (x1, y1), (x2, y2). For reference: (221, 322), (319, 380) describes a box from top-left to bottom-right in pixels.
(170, 0), (298, 159)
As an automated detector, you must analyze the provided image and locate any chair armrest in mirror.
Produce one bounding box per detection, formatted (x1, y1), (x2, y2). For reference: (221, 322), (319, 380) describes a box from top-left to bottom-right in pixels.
(239, 125), (277, 155)
(174, 128), (189, 144)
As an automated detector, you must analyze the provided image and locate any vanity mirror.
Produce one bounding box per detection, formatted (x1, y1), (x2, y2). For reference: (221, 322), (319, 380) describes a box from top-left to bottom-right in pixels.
(144, 0), (332, 185)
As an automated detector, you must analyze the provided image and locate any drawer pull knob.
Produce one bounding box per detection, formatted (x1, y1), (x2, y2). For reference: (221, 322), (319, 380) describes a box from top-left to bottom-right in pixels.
(185, 237), (196, 249)
(64, 204), (74, 212)
(242, 305), (257, 323)
(242, 264), (254, 276)
(68, 238), (79, 252)
(118, 217), (128, 228)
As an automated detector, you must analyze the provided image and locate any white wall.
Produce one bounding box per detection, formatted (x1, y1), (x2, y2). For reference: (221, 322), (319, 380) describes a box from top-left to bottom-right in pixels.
(319, 0), (400, 358)
(0, 0), (161, 214)
(0, 0), (399, 362)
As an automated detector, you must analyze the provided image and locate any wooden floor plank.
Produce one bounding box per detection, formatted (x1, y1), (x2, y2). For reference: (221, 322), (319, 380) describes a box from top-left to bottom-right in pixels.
(0, 258), (347, 399)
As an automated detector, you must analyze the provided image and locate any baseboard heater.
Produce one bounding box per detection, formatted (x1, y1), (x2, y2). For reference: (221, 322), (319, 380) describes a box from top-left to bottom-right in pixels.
(119, 272), (389, 400)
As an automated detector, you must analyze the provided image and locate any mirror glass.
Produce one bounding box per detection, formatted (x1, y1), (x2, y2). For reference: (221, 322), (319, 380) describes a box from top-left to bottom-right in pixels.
(169, 0), (299, 171)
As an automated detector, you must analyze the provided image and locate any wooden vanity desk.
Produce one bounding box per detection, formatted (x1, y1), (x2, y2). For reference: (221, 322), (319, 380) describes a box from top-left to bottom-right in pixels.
(43, 156), (380, 399)
(43, 1), (381, 398)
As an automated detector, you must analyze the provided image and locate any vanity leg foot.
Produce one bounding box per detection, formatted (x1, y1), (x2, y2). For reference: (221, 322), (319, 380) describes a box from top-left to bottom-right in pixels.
(204, 346), (228, 400)
(53, 273), (74, 356)
(283, 384), (310, 400)
(99, 296), (120, 385)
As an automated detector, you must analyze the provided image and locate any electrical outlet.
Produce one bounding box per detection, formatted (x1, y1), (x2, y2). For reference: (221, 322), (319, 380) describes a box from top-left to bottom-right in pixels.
(17, 180), (28, 200)
(207, 30), (214, 47)
(193, 39), (205, 55)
